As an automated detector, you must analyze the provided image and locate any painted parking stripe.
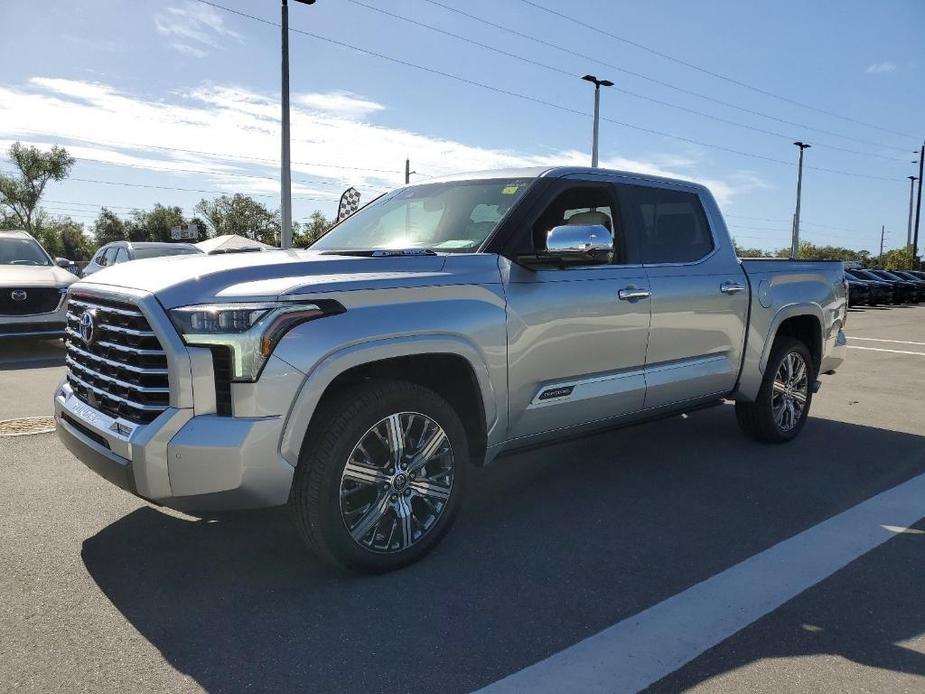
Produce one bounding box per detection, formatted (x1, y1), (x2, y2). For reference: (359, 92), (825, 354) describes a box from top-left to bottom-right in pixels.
(847, 345), (925, 356)
(850, 337), (925, 346)
(478, 471), (925, 694)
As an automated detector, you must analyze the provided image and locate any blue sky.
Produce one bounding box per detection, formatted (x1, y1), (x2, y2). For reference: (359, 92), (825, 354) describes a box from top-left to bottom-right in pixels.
(1, 0), (922, 252)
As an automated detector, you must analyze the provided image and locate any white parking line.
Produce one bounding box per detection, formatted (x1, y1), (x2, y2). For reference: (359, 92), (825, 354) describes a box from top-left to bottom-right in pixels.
(850, 337), (925, 346)
(478, 471), (925, 694)
(848, 345), (925, 356)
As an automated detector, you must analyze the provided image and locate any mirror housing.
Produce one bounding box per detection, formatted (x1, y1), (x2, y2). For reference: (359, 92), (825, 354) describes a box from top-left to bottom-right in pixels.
(55, 257), (73, 268)
(518, 224), (614, 267)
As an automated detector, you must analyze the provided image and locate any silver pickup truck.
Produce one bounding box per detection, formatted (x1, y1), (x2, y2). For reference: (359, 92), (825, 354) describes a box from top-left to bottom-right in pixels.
(55, 166), (847, 572)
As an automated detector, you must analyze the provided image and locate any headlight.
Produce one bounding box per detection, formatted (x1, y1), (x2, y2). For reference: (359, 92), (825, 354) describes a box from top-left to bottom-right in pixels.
(169, 300), (342, 381)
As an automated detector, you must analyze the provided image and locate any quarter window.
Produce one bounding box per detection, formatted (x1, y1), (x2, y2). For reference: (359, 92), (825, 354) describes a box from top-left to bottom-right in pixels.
(618, 185), (714, 264)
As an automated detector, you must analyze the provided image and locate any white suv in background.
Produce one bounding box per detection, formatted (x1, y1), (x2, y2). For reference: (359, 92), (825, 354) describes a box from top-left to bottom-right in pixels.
(82, 241), (201, 277)
(0, 230), (77, 339)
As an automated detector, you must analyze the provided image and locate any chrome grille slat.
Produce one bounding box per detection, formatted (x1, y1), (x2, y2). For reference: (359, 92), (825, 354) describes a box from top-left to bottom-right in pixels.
(66, 373), (166, 413)
(65, 327), (165, 356)
(67, 298), (143, 317)
(65, 341), (168, 375)
(65, 294), (171, 424)
(65, 357), (170, 394)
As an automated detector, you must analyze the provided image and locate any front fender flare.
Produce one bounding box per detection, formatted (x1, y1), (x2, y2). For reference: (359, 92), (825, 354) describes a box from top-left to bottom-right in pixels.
(278, 334), (499, 467)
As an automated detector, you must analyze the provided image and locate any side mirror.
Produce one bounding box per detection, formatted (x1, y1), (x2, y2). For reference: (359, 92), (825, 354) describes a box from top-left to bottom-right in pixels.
(55, 257), (72, 268)
(519, 224), (614, 267)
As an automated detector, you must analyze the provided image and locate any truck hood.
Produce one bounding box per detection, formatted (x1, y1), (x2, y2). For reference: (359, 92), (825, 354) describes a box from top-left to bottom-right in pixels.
(0, 264), (78, 287)
(74, 249), (452, 308)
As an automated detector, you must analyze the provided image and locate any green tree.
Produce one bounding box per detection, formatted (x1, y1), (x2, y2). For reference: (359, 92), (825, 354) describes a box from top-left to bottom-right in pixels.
(128, 204), (188, 242)
(733, 240), (769, 257)
(93, 208), (129, 246)
(195, 194), (280, 245)
(0, 142), (75, 232)
(298, 210), (331, 247)
(882, 247), (918, 271)
(776, 241), (872, 263)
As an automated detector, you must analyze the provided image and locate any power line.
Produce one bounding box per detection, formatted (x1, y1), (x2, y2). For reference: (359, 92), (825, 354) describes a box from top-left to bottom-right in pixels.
(191, 0), (904, 183)
(1, 168), (336, 200)
(517, 0), (916, 140)
(350, 0), (905, 164)
(419, 0), (913, 155)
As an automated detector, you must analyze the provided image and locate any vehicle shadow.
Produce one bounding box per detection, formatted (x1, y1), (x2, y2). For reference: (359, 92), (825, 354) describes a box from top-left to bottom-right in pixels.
(81, 406), (925, 693)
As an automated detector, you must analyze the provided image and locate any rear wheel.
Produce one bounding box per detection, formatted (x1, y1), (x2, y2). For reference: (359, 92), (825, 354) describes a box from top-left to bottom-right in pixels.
(736, 337), (814, 443)
(290, 380), (468, 573)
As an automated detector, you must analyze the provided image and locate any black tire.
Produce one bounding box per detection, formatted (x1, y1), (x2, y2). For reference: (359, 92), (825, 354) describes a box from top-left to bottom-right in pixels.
(735, 337), (814, 444)
(290, 379), (468, 573)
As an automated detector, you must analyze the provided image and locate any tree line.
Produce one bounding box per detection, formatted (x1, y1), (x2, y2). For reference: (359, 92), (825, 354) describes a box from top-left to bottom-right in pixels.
(0, 142), (331, 261)
(733, 240), (917, 271)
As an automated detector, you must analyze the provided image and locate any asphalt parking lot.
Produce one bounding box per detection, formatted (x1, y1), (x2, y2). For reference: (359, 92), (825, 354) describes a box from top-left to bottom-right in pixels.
(1, 306), (924, 693)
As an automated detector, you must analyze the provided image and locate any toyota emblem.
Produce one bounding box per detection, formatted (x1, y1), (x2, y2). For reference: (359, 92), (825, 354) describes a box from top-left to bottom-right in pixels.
(10, 289), (27, 302)
(79, 309), (97, 346)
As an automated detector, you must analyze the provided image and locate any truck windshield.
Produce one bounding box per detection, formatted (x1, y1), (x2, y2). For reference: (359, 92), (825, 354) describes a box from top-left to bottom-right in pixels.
(310, 179), (533, 253)
(0, 237), (52, 266)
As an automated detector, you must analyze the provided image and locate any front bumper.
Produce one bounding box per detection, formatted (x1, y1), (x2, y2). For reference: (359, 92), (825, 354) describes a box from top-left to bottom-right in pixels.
(54, 381), (294, 511)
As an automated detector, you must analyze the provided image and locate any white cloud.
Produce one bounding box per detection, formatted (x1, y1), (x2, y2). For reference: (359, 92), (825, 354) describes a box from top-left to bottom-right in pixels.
(865, 62), (896, 74)
(154, 1), (241, 58)
(0, 77), (763, 213)
(294, 91), (385, 119)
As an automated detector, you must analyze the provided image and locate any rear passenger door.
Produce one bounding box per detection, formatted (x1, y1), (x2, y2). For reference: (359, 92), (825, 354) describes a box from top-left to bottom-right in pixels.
(615, 182), (749, 409)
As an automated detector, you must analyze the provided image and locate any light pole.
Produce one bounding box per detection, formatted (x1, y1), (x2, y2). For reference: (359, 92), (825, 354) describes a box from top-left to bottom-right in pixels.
(908, 175), (918, 249)
(914, 145), (924, 261)
(581, 74), (613, 168)
(790, 141), (811, 258)
(281, 0), (316, 250)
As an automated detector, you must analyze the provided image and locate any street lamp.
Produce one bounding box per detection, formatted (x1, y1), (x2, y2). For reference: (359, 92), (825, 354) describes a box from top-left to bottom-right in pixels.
(281, 0), (316, 250)
(581, 74), (613, 168)
(908, 175), (919, 249)
(790, 141), (811, 258)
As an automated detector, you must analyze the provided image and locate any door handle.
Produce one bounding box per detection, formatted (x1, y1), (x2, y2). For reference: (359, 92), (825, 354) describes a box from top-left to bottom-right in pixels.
(618, 287), (652, 301)
(720, 281), (746, 295)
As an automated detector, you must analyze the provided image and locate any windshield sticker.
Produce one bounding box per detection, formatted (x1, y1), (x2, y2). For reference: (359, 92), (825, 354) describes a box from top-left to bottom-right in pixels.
(501, 185), (521, 195)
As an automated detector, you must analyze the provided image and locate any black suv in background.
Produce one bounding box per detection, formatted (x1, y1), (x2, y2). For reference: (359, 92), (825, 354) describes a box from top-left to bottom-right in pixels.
(865, 269), (920, 304)
(845, 268), (895, 305)
(891, 271), (925, 302)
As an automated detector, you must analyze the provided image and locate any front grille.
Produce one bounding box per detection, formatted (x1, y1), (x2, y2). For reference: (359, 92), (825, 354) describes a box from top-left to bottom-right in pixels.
(0, 287), (64, 315)
(65, 294), (171, 424)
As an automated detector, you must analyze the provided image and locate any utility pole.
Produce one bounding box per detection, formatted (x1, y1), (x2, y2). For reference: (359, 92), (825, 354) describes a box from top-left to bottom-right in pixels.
(879, 225), (886, 267)
(581, 74), (613, 168)
(790, 142), (811, 258)
(914, 144), (924, 262)
(280, 0), (316, 250)
(404, 158), (415, 185)
(908, 176), (918, 249)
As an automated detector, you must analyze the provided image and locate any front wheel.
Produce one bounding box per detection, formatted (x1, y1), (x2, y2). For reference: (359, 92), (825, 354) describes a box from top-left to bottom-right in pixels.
(735, 337), (814, 443)
(290, 380), (468, 573)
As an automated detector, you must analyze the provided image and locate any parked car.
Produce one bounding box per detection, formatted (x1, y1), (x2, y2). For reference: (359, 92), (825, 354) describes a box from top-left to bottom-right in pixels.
(54, 166), (847, 572)
(0, 230), (78, 339)
(81, 241), (202, 277)
(846, 268), (903, 304)
(891, 271), (925, 302)
(845, 277), (871, 306)
(844, 269), (893, 305)
(866, 269), (920, 304)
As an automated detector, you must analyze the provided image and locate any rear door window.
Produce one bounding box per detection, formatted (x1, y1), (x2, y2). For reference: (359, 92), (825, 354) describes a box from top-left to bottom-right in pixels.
(616, 185), (714, 264)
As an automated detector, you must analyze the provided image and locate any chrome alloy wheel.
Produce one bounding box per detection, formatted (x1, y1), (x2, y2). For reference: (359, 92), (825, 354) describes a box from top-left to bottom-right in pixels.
(771, 352), (809, 431)
(339, 412), (454, 553)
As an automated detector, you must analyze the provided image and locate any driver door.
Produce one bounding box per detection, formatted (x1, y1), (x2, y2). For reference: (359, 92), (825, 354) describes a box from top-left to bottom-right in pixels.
(503, 180), (651, 441)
